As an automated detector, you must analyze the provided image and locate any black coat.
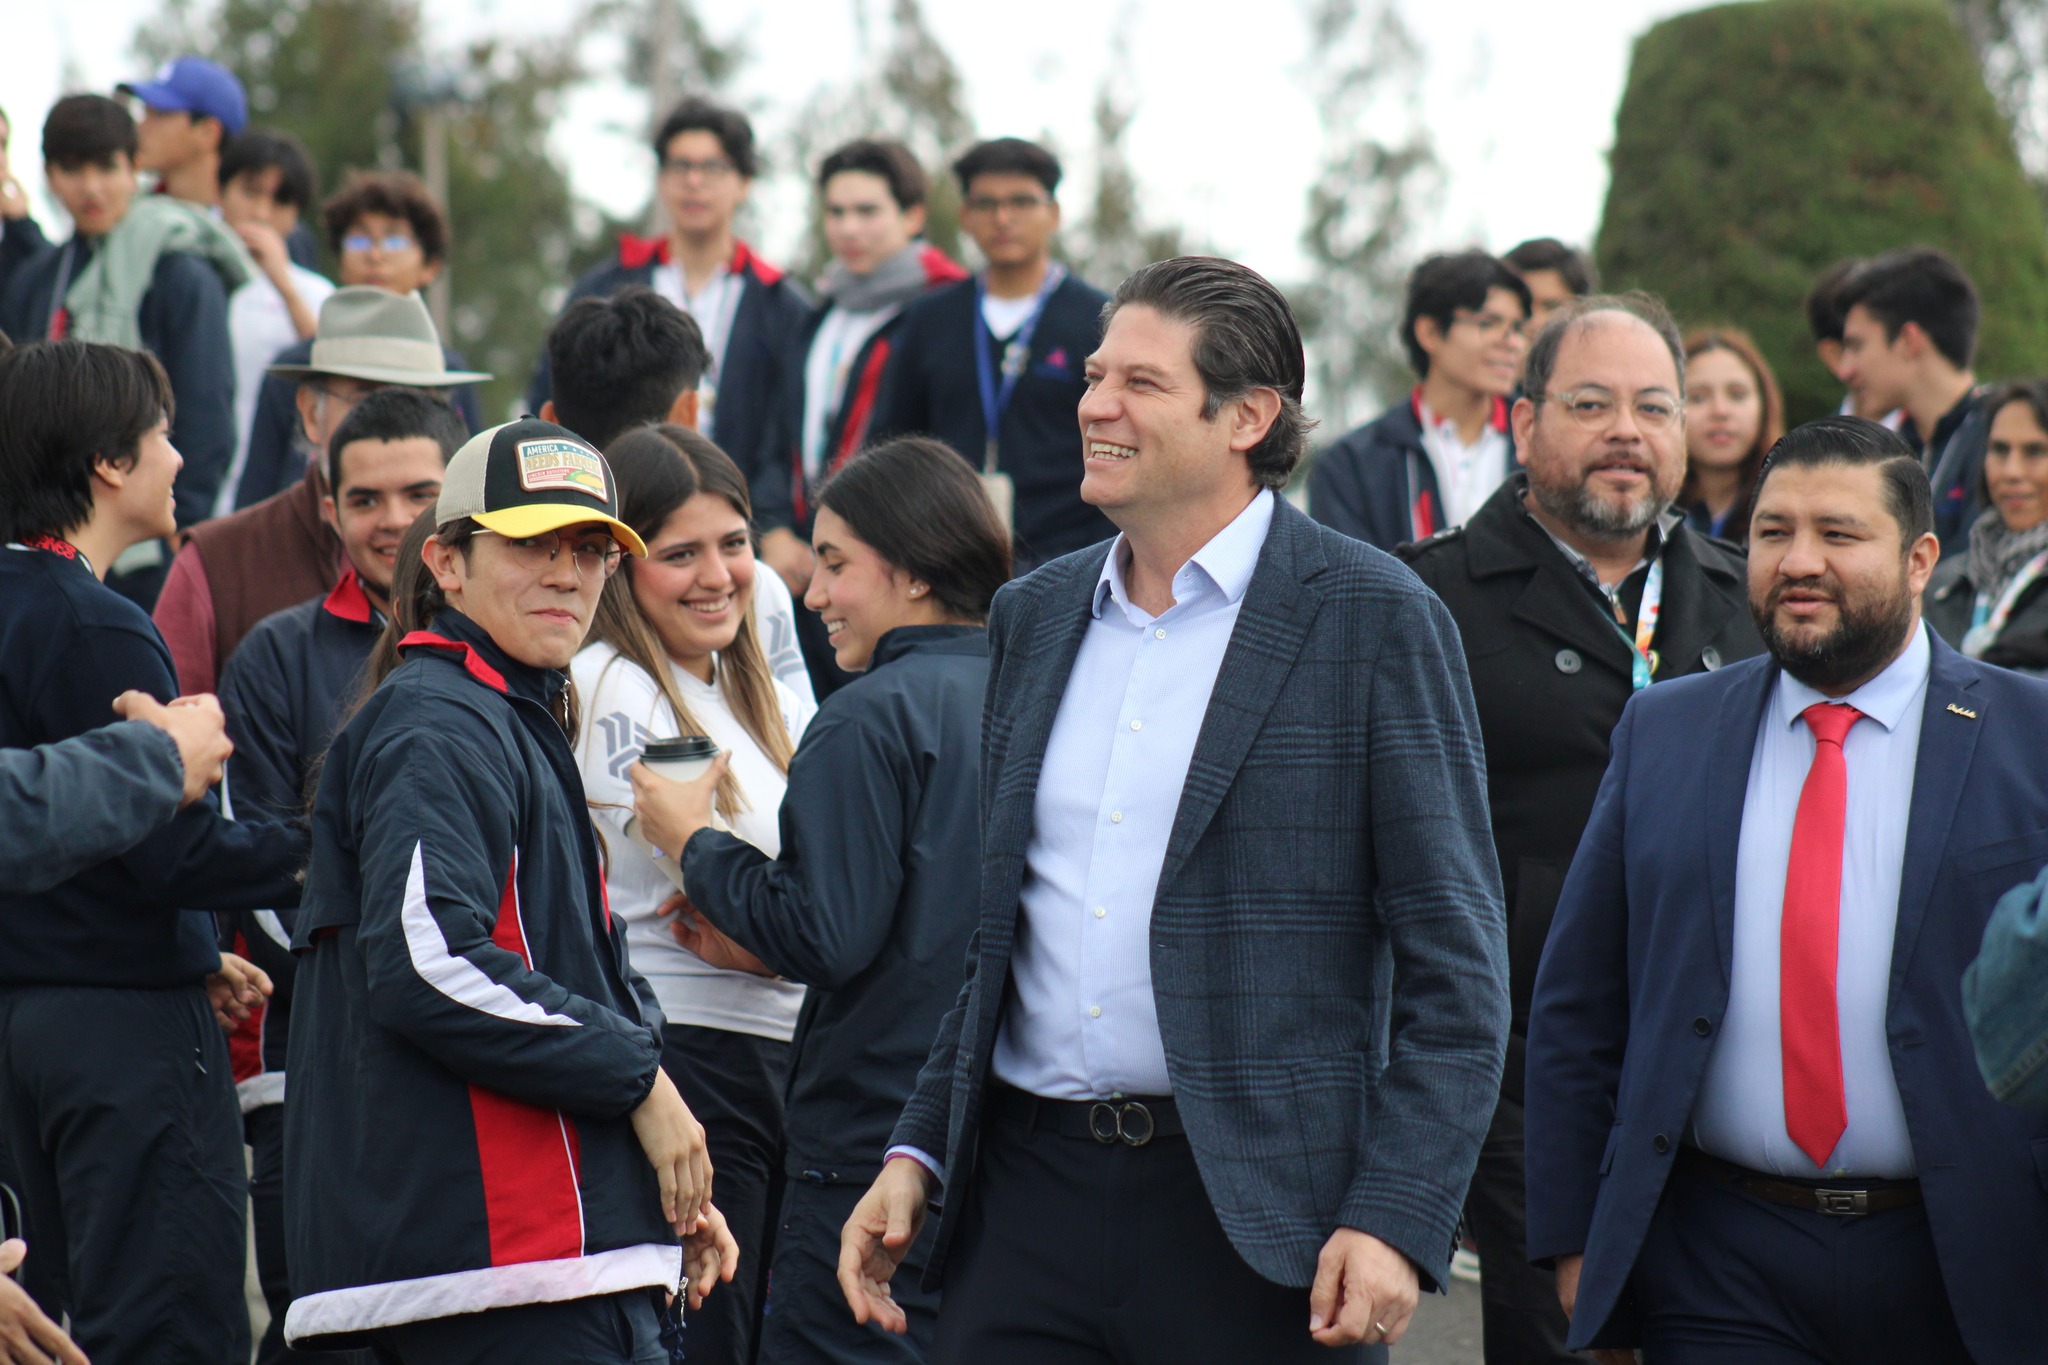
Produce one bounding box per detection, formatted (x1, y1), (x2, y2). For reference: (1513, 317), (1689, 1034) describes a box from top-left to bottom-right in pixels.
(679, 625), (988, 1182)
(1925, 553), (2048, 672)
(1398, 476), (1764, 1099)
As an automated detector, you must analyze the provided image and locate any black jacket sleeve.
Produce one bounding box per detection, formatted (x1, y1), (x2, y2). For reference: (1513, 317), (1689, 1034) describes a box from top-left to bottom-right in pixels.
(141, 252), (237, 528)
(0, 722), (183, 893)
(218, 623), (312, 827)
(681, 705), (911, 988)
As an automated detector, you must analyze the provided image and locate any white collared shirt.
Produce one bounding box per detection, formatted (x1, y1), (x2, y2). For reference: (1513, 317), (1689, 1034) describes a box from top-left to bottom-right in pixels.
(1690, 623), (1931, 1177)
(989, 489), (1278, 1100)
(1417, 397), (1512, 529)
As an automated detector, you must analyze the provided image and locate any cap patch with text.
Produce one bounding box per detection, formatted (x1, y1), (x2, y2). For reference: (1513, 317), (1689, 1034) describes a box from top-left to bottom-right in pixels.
(517, 438), (610, 499)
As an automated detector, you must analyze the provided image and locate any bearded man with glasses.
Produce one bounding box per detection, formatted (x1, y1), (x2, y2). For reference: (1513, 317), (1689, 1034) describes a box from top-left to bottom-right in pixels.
(1398, 292), (1764, 1364)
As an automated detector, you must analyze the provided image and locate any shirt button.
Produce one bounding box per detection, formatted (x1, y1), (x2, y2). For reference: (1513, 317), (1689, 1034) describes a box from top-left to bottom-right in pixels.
(1110, 811), (1123, 824)
(1130, 720), (1143, 731)
(1089, 1006), (1102, 1018)
(1094, 907), (1107, 919)
(1154, 628), (1167, 639)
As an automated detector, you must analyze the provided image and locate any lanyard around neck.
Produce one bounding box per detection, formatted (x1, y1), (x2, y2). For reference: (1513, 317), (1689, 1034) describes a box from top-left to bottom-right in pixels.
(1602, 554), (1665, 691)
(1964, 548), (2048, 657)
(973, 264), (1066, 474)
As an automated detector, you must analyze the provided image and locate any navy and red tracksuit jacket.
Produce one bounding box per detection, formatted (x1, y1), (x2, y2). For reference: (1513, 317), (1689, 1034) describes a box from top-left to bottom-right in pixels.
(282, 607), (675, 1347)
(1307, 388), (1516, 552)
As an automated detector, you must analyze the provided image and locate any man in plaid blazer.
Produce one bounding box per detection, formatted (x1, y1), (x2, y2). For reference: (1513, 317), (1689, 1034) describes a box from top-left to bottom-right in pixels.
(836, 256), (1510, 1364)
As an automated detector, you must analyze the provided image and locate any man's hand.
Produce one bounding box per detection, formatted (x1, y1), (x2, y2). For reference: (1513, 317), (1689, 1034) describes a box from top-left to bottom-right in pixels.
(0, 1239), (90, 1364)
(659, 895), (774, 976)
(631, 1066), (713, 1236)
(1554, 1254), (1637, 1364)
(758, 528), (815, 597)
(0, 177), (28, 223)
(680, 1202), (740, 1311)
(231, 221), (292, 285)
(204, 951), (273, 1031)
(631, 753), (728, 858)
(1308, 1228), (1418, 1348)
(838, 1156), (932, 1334)
(114, 691), (232, 806)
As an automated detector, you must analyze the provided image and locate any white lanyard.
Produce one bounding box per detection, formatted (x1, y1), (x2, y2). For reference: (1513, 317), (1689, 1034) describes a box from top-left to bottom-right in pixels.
(1964, 549), (2048, 658)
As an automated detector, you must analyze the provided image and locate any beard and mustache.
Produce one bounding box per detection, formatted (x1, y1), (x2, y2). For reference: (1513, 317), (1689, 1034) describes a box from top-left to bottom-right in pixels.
(1527, 451), (1682, 540)
(1751, 571), (1918, 693)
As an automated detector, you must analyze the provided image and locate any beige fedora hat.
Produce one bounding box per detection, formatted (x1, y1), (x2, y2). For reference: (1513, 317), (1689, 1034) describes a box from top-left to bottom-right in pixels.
(267, 287), (492, 387)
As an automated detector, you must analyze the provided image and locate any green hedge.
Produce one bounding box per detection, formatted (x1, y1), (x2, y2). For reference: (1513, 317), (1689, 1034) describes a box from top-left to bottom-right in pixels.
(1595, 0), (2048, 423)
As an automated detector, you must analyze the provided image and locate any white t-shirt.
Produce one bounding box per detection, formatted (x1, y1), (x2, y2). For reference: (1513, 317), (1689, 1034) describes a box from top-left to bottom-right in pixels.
(221, 264), (336, 515)
(573, 641), (814, 1040)
(981, 291), (1038, 339)
(1416, 397), (1512, 530)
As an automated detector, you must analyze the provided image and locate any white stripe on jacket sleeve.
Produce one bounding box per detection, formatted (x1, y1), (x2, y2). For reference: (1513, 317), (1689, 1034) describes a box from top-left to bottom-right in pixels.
(400, 841), (580, 1027)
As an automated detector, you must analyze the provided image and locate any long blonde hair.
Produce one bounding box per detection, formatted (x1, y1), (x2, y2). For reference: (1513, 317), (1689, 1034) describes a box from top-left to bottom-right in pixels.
(589, 424), (796, 818)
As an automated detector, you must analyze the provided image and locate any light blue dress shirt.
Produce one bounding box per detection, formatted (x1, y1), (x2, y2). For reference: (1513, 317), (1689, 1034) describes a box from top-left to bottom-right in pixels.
(987, 489), (1278, 1101)
(1690, 622), (1930, 1178)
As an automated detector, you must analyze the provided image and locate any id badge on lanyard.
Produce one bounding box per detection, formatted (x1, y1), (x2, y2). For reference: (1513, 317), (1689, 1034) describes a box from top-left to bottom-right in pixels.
(974, 266), (1065, 536)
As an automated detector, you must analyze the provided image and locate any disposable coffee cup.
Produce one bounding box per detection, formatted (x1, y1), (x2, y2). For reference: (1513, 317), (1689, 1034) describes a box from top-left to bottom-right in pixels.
(626, 736), (722, 889)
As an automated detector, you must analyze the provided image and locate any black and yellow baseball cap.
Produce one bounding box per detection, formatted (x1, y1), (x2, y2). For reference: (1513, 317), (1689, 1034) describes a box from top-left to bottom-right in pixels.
(436, 418), (648, 558)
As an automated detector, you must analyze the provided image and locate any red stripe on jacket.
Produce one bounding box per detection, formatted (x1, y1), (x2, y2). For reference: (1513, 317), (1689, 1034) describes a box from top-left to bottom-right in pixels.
(468, 854), (586, 1265)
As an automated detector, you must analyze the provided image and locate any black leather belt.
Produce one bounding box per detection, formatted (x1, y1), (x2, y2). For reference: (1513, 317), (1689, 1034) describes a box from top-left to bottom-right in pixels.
(987, 1082), (1184, 1147)
(1678, 1145), (1921, 1216)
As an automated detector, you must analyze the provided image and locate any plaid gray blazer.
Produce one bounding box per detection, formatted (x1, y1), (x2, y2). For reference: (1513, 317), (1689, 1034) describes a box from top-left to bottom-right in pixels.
(892, 497), (1509, 1291)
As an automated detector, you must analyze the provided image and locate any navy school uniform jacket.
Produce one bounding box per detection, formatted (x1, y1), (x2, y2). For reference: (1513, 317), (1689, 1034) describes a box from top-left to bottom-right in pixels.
(753, 245), (969, 535)
(1308, 390), (1515, 552)
(865, 274), (1115, 571)
(0, 238), (237, 528)
(233, 336), (485, 511)
(680, 625), (989, 1183)
(0, 537), (304, 987)
(214, 568), (384, 1110)
(522, 236), (808, 489)
(282, 608), (676, 1348)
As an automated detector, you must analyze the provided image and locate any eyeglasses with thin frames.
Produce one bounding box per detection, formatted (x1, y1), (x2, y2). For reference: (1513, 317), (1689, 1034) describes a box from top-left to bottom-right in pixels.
(662, 157), (738, 180)
(473, 529), (623, 578)
(1535, 387), (1685, 432)
(342, 232), (419, 255)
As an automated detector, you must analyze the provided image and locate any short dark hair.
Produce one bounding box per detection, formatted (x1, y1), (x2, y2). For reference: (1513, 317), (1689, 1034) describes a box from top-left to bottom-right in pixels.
(952, 138), (1061, 197)
(42, 95), (136, 171)
(218, 128), (318, 210)
(1401, 251), (1533, 376)
(1804, 258), (1862, 346)
(1107, 256), (1316, 489)
(818, 437), (1011, 621)
(1753, 415), (1932, 549)
(1524, 292), (1686, 402)
(653, 96), (758, 179)
(0, 341), (172, 542)
(1502, 238), (1599, 295)
(1836, 247), (1979, 370)
(325, 387), (467, 493)
(1983, 377), (2048, 441)
(322, 170), (448, 263)
(545, 287), (710, 452)
(819, 139), (926, 210)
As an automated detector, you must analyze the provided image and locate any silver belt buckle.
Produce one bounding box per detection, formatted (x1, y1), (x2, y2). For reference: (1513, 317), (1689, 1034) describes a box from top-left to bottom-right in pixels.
(1087, 1100), (1155, 1147)
(1815, 1189), (1869, 1216)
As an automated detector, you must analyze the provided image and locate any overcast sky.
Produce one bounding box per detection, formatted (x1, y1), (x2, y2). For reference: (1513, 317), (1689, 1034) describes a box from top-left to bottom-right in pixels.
(10, 0), (1708, 280)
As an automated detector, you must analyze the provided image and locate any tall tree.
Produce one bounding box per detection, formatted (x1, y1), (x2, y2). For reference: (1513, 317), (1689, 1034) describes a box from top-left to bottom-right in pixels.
(1062, 78), (1187, 287)
(1291, 0), (1441, 437)
(784, 0), (975, 277)
(136, 0), (587, 421)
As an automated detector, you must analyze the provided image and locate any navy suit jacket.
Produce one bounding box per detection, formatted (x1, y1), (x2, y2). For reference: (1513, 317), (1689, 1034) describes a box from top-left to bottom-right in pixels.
(1525, 631), (2048, 1357)
(891, 498), (1510, 1292)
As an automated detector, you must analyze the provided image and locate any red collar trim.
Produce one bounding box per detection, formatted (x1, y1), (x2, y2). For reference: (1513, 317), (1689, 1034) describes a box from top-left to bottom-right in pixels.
(398, 631), (509, 694)
(920, 244), (970, 287)
(730, 239), (781, 286)
(1410, 386), (1512, 434)
(322, 567), (376, 625)
(19, 534), (80, 562)
(618, 234), (784, 287)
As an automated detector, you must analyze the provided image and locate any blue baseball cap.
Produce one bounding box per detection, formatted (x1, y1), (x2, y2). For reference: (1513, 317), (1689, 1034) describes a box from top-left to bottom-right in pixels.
(118, 57), (248, 136)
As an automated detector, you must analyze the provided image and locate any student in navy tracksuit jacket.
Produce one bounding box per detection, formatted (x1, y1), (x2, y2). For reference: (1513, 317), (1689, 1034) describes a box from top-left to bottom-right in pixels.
(215, 389), (464, 1365)
(282, 418), (736, 1363)
(524, 97), (808, 497)
(866, 139), (1113, 573)
(0, 340), (302, 1365)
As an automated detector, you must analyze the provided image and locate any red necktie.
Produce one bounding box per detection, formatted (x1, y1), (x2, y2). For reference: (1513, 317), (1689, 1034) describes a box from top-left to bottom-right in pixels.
(1781, 701), (1862, 1167)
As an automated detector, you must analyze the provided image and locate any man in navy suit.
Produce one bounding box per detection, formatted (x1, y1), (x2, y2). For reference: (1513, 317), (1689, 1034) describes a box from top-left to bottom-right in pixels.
(836, 255), (1509, 1362)
(1526, 416), (2048, 1364)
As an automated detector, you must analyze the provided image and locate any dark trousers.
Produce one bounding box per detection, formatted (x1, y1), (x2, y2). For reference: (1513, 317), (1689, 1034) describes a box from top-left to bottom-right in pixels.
(0, 984), (250, 1365)
(1631, 1154), (1973, 1363)
(365, 1288), (669, 1364)
(249, 1103), (373, 1365)
(661, 1021), (789, 1364)
(1462, 1092), (1576, 1364)
(931, 1091), (1377, 1365)
(756, 1175), (941, 1364)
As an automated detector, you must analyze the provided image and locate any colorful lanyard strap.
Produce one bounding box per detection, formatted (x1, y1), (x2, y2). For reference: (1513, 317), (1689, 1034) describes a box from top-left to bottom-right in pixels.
(1963, 549), (2048, 658)
(973, 264), (1066, 474)
(1604, 554), (1664, 691)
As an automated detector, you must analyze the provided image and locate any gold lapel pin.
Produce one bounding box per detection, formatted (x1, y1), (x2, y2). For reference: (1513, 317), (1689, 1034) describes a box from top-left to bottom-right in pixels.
(1947, 703), (1978, 720)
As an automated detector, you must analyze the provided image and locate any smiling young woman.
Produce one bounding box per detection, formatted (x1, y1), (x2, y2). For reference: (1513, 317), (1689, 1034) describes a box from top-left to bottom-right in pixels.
(568, 421), (812, 1364)
(1925, 379), (2048, 673)
(1680, 327), (1785, 545)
